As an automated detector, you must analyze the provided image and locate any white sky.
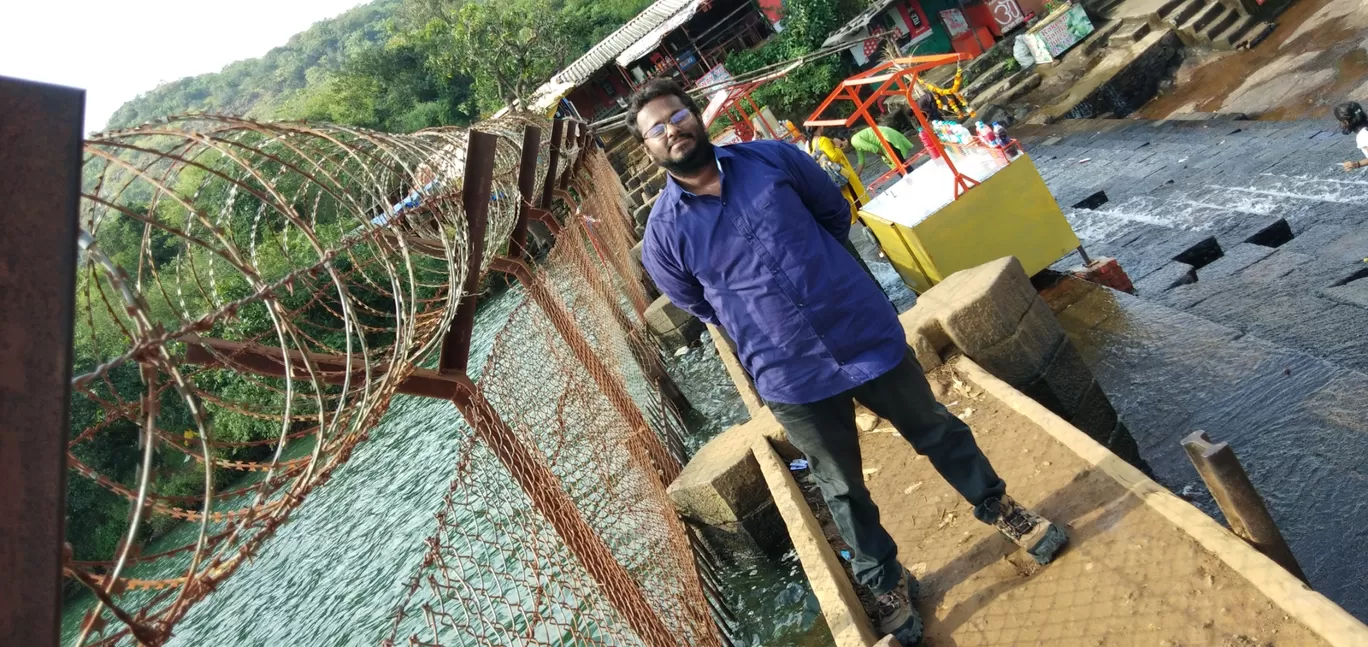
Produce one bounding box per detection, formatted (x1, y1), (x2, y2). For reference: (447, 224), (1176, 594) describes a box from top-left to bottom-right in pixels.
(1, 0), (369, 134)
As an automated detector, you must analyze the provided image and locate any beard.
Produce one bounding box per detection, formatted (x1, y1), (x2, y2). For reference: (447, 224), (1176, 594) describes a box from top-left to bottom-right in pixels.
(656, 132), (715, 175)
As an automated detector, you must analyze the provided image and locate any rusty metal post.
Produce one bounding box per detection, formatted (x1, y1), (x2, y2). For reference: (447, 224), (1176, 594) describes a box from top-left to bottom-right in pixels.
(510, 124), (543, 259)
(0, 76), (85, 647)
(559, 121), (580, 191)
(539, 119), (565, 211)
(1182, 430), (1308, 583)
(489, 256), (681, 485)
(438, 130), (498, 375)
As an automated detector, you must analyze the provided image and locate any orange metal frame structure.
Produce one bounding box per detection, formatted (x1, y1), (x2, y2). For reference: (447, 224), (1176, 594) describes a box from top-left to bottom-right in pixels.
(703, 81), (782, 142)
(804, 54), (981, 198)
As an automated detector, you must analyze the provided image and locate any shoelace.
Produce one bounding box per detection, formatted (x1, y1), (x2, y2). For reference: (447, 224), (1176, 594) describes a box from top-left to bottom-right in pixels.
(1002, 507), (1036, 536)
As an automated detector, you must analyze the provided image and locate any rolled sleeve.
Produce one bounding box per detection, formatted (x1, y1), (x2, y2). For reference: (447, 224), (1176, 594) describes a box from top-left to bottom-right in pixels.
(641, 219), (719, 326)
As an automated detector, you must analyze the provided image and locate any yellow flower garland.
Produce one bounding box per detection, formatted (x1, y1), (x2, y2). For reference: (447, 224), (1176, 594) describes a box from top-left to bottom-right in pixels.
(917, 67), (975, 119)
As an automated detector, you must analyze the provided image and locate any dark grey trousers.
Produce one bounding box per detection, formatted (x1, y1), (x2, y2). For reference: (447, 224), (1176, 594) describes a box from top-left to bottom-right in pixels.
(767, 349), (1006, 594)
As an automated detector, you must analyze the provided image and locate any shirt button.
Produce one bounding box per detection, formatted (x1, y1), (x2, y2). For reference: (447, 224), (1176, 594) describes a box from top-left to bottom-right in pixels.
(796, 302), (804, 308)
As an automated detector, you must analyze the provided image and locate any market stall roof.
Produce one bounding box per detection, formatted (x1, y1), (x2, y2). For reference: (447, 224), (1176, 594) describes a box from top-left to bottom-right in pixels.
(821, 0), (903, 48)
(616, 0), (708, 67)
(519, 0), (702, 114)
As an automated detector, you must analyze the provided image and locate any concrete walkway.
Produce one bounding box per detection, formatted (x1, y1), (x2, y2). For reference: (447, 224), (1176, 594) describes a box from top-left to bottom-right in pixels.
(856, 361), (1331, 646)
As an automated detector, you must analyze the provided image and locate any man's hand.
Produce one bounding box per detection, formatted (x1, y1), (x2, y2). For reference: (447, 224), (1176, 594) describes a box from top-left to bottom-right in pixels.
(1343, 160), (1364, 171)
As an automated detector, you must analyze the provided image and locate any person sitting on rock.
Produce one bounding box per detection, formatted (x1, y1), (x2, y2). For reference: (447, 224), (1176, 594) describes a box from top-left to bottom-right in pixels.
(1336, 101), (1368, 171)
(627, 78), (1068, 646)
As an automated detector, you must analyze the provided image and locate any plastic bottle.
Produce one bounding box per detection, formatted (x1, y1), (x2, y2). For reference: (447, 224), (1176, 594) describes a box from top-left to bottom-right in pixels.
(993, 122), (1009, 145)
(919, 127), (941, 160)
(977, 121), (999, 148)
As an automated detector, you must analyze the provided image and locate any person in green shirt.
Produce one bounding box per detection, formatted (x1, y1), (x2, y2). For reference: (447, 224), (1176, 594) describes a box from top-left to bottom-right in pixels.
(849, 125), (917, 174)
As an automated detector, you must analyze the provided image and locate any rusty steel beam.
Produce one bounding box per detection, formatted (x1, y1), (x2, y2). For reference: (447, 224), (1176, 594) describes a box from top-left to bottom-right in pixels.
(439, 130), (498, 375)
(0, 76), (85, 647)
(539, 119), (565, 211)
(528, 207), (562, 236)
(181, 336), (463, 400)
(1182, 430), (1309, 583)
(510, 124), (543, 258)
(558, 121), (579, 191)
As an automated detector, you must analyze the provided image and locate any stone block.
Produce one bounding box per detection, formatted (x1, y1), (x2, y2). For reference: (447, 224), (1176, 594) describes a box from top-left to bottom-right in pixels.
(633, 202), (653, 227)
(1197, 242), (1277, 281)
(1056, 283), (1123, 331)
(1238, 249), (1311, 284)
(1038, 274), (1098, 314)
(921, 257), (1038, 354)
(1321, 278), (1368, 310)
(898, 305), (952, 374)
(1038, 340), (1094, 418)
(1068, 381), (1119, 447)
(667, 411), (790, 527)
(645, 295), (703, 351)
(630, 240), (645, 273)
(968, 298), (1068, 388)
(694, 499), (789, 558)
(1133, 260), (1196, 295)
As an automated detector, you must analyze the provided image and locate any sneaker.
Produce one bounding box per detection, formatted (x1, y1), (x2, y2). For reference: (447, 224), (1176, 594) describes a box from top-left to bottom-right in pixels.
(872, 567), (923, 645)
(985, 495), (1069, 565)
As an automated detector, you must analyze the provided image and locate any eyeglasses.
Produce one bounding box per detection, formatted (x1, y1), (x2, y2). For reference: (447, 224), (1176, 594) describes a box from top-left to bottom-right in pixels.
(645, 108), (694, 140)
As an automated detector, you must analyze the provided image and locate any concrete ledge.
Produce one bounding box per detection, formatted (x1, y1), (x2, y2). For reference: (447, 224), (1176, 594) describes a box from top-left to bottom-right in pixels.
(752, 436), (880, 647)
(955, 356), (1368, 647)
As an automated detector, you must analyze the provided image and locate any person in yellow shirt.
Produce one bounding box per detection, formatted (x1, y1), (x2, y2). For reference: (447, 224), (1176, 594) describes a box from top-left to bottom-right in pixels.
(806, 128), (867, 223)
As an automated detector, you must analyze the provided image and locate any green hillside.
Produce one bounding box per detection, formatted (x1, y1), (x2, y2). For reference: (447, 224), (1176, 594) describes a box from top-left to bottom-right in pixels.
(103, 0), (656, 134)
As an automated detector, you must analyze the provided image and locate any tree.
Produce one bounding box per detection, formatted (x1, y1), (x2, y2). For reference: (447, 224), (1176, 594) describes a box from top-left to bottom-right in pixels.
(405, 0), (580, 115)
(722, 0), (866, 122)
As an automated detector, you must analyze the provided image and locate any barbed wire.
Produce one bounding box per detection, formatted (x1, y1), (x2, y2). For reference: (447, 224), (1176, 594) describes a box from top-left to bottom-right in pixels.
(63, 112), (721, 647)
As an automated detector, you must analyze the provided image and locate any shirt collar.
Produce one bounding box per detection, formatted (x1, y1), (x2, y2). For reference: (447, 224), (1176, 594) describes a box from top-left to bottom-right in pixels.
(666, 144), (731, 198)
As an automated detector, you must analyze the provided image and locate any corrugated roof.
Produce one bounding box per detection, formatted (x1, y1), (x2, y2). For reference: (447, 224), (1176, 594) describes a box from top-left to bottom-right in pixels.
(550, 0), (701, 86)
(822, 0), (903, 47)
(615, 0), (707, 67)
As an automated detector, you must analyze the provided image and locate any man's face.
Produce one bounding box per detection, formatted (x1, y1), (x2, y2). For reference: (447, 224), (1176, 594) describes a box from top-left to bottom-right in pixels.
(635, 95), (711, 173)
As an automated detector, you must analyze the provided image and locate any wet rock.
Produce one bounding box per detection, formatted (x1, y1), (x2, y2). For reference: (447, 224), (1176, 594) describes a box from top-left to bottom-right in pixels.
(645, 295), (704, 352)
(1196, 243), (1277, 281)
(1133, 260), (1197, 295)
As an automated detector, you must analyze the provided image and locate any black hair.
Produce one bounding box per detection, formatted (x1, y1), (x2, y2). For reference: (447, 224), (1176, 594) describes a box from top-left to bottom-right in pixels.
(624, 79), (703, 141)
(1335, 102), (1368, 135)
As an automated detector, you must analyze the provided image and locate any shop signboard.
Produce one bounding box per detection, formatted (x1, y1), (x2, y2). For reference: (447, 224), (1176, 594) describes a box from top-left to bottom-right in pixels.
(1023, 3), (1094, 63)
(696, 64), (733, 103)
(987, 0), (1026, 32)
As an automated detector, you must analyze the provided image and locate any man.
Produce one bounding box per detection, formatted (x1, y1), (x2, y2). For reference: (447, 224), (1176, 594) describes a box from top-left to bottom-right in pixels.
(628, 79), (1067, 645)
(850, 124), (917, 175)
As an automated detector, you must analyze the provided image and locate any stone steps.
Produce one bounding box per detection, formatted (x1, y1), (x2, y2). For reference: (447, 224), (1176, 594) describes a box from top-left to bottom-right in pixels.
(1153, 0), (1274, 49)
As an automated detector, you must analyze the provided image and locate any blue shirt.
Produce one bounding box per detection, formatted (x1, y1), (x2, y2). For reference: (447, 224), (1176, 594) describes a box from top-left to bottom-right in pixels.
(641, 141), (906, 405)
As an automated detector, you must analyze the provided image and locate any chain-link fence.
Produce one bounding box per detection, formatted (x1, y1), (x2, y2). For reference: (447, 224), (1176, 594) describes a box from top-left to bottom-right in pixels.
(62, 113), (723, 647)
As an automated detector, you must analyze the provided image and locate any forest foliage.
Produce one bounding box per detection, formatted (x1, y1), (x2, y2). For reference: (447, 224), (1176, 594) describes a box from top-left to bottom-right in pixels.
(105, 0), (658, 133)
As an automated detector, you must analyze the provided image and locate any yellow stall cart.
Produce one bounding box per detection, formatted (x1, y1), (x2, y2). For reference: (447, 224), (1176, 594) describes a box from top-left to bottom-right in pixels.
(805, 54), (1080, 293)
